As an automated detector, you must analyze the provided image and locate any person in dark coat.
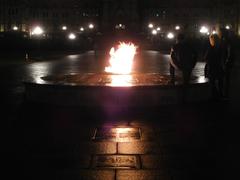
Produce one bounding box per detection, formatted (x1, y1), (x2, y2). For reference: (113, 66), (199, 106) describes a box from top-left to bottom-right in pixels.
(170, 33), (197, 102)
(170, 33), (197, 84)
(217, 27), (235, 99)
(204, 34), (224, 99)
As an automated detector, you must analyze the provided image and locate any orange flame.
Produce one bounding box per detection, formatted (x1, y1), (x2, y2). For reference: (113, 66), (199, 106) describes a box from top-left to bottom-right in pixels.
(105, 42), (137, 74)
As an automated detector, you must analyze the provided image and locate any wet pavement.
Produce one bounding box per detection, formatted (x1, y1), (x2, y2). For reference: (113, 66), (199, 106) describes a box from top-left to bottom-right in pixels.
(1, 50), (240, 180)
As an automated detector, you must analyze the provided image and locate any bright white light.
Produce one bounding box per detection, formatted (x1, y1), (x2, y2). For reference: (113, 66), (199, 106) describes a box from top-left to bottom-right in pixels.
(225, 25), (230, 30)
(212, 30), (217, 34)
(62, 26), (67, 30)
(175, 26), (180, 30)
(68, 33), (76, 40)
(13, 26), (18, 31)
(80, 27), (84, 31)
(167, 32), (175, 39)
(148, 23), (154, 29)
(32, 26), (44, 35)
(200, 26), (209, 34)
(152, 29), (157, 35)
(119, 24), (122, 27)
(157, 27), (161, 31)
(89, 24), (94, 29)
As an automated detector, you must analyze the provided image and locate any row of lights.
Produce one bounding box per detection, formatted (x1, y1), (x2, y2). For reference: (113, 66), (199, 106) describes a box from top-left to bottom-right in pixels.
(148, 23), (232, 39)
(148, 23), (180, 39)
(61, 23), (95, 31)
(30, 26), (77, 40)
(12, 23), (95, 40)
(148, 23), (181, 31)
(199, 25), (231, 35)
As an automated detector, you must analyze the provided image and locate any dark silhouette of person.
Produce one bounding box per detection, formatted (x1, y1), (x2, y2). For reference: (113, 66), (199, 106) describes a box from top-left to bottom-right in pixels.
(170, 33), (197, 83)
(204, 34), (224, 100)
(217, 27), (236, 99)
(170, 33), (197, 102)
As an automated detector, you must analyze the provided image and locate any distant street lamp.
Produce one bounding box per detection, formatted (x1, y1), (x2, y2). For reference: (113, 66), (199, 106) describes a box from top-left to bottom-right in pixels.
(13, 26), (18, 31)
(80, 27), (84, 31)
(167, 32), (175, 39)
(212, 30), (217, 34)
(152, 29), (157, 35)
(199, 26), (209, 34)
(225, 25), (230, 30)
(31, 26), (44, 36)
(148, 23), (154, 29)
(62, 26), (67, 30)
(68, 33), (76, 40)
(89, 23), (94, 29)
(157, 27), (161, 31)
(175, 25), (180, 30)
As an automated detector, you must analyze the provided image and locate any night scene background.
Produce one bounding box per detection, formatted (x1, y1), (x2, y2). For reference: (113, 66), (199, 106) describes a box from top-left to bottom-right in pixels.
(1, 0), (240, 180)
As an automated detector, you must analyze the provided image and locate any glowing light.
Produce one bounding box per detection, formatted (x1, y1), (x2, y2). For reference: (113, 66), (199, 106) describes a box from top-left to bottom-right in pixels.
(212, 30), (217, 34)
(167, 32), (175, 39)
(108, 75), (133, 87)
(80, 27), (84, 31)
(68, 33), (76, 40)
(31, 26), (44, 35)
(62, 26), (67, 30)
(157, 27), (161, 31)
(116, 128), (133, 134)
(175, 25), (180, 30)
(152, 29), (157, 35)
(225, 25), (230, 30)
(105, 42), (137, 75)
(200, 26), (209, 34)
(119, 24), (122, 27)
(114, 127), (138, 142)
(148, 23), (154, 28)
(89, 23), (94, 29)
(13, 26), (18, 31)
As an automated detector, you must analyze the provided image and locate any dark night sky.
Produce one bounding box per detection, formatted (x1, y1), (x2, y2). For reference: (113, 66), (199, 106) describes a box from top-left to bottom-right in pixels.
(25, 0), (239, 8)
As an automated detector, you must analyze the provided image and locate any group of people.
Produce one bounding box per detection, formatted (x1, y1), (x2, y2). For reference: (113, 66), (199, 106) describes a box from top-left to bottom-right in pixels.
(170, 27), (235, 102)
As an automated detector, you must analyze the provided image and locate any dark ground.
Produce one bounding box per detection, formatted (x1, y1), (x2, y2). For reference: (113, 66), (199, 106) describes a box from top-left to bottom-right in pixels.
(1, 50), (240, 180)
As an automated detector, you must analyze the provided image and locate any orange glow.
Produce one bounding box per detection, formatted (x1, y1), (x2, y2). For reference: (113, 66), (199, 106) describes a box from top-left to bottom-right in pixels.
(107, 74), (133, 87)
(105, 42), (137, 75)
(112, 127), (139, 142)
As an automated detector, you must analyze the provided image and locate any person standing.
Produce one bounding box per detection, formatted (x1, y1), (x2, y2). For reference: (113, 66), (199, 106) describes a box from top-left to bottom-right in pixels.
(170, 33), (198, 102)
(217, 27), (235, 99)
(204, 34), (223, 100)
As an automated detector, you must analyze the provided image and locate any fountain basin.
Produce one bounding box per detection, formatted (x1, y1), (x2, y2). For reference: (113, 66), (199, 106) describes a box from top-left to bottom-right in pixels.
(24, 73), (210, 107)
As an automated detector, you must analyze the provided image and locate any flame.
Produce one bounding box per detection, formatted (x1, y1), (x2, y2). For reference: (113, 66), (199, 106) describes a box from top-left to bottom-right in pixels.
(107, 74), (133, 87)
(105, 42), (137, 74)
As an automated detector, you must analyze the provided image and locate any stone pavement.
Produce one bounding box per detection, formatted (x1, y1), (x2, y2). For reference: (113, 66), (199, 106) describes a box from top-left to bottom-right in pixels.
(16, 104), (221, 180)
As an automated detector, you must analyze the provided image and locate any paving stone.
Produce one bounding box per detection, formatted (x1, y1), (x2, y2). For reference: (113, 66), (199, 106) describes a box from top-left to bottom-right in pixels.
(116, 170), (171, 180)
(92, 155), (140, 169)
(118, 142), (162, 154)
(58, 169), (115, 180)
(79, 170), (115, 180)
(93, 127), (141, 142)
(76, 142), (117, 154)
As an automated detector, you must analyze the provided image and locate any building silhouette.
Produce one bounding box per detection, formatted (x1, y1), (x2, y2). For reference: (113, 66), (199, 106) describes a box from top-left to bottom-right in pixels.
(0, 0), (239, 35)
